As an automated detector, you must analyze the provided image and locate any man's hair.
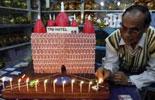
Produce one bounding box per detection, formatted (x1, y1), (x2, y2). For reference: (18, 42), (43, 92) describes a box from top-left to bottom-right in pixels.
(122, 5), (151, 28)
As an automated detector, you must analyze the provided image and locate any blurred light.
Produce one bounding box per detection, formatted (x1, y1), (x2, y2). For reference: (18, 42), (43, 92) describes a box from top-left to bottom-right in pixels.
(100, 2), (104, 7)
(117, 1), (120, 6)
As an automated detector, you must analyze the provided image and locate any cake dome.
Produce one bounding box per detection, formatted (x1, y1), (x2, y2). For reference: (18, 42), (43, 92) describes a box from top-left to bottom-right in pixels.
(33, 14), (46, 33)
(71, 14), (78, 27)
(47, 14), (55, 26)
(83, 15), (95, 34)
(55, 2), (69, 26)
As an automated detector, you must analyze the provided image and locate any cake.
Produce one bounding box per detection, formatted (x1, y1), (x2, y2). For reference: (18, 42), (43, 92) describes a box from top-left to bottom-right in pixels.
(2, 3), (109, 99)
(31, 32), (96, 74)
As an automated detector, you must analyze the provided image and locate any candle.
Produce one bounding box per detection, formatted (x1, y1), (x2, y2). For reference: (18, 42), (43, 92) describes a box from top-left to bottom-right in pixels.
(1, 77), (5, 90)
(26, 78), (29, 92)
(18, 78), (21, 91)
(71, 79), (75, 93)
(21, 74), (26, 79)
(9, 78), (13, 90)
(53, 79), (57, 93)
(62, 80), (66, 93)
(88, 81), (92, 92)
(98, 78), (103, 83)
(44, 79), (48, 92)
(80, 81), (84, 93)
(35, 80), (39, 92)
(97, 78), (103, 89)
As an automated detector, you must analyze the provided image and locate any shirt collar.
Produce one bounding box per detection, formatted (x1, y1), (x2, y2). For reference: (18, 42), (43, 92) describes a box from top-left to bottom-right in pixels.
(119, 33), (146, 48)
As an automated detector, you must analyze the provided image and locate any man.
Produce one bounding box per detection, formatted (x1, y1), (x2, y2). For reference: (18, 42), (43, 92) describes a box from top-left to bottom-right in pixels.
(96, 5), (155, 89)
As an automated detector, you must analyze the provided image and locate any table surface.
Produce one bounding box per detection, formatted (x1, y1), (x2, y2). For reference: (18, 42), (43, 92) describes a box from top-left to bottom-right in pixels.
(0, 65), (141, 100)
(110, 85), (141, 100)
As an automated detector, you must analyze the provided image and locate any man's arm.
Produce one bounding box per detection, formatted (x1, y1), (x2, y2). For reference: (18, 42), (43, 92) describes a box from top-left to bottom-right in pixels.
(129, 53), (155, 89)
(96, 43), (120, 81)
(100, 44), (120, 73)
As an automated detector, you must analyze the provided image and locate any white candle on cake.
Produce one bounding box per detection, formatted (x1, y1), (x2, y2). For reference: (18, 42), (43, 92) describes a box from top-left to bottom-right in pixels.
(18, 78), (21, 91)
(35, 80), (39, 92)
(62, 80), (66, 93)
(71, 79), (75, 93)
(1, 77), (6, 90)
(44, 79), (48, 92)
(80, 81), (84, 93)
(53, 79), (57, 93)
(88, 81), (92, 92)
(26, 78), (29, 92)
(9, 78), (13, 90)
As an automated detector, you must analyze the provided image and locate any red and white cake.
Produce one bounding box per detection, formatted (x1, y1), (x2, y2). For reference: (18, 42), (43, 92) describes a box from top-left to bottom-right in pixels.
(31, 30), (96, 74)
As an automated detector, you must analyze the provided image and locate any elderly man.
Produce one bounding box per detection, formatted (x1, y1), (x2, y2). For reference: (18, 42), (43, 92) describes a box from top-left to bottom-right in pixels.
(96, 5), (155, 89)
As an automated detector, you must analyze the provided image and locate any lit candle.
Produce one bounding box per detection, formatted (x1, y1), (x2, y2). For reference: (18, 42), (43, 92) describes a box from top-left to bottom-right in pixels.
(53, 79), (57, 93)
(44, 79), (48, 92)
(98, 78), (103, 83)
(88, 81), (92, 92)
(18, 78), (21, 91)
(1, 77), (6, 90)
(80, 81), (84, 93)
(71, 79), (75, 93)
(62, 80), (66, 93)
(9, 78), (13, 90)
(26, 78), (29, 92)
(21, 74), (26, 79)
(35, 80), (39, 92)
(97, 78), (103, 88)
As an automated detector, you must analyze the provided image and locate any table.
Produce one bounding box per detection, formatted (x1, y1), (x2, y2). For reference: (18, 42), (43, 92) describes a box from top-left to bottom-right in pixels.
(0, 65), (141, 100)
(110, 85), (141, 100)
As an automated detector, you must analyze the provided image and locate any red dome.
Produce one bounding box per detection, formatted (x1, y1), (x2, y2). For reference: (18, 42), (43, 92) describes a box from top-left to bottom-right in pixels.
(33, 19), (46, 33)
(47, 20), (55, 26)
(55, 12), (69, 26)
(83, 19), (95, 34)
(71, 19), (78, 27)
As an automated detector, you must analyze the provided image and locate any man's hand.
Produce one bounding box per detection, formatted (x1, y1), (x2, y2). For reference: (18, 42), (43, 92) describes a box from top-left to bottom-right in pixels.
(113, 71), (129, 85)
(95, 68), (111, 83)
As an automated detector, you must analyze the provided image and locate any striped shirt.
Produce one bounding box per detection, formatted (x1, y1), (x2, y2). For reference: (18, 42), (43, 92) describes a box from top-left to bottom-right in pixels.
(105, 26), (155, 75)
(102, 26), (155, 89)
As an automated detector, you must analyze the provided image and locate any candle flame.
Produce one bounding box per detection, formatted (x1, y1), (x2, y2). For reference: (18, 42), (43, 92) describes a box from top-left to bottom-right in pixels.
(80, 81), (84, 84)
(18, 78), (21, 83)
(36, 80), (39, 84)
(9, 78), (13, 82)
(98, 78), (103, 84)
(63, 80), (66, 84)
(71, 79), (75, 83)
(54, 79), (57, 83)
(1, 77), (6, 82)
(26, 78), (29, 83)
(44, 79), (48, 83)
(89, 81), (93, 85)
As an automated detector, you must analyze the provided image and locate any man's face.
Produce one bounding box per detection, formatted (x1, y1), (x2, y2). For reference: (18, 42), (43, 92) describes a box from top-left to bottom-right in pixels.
(120, 11), (146, 45)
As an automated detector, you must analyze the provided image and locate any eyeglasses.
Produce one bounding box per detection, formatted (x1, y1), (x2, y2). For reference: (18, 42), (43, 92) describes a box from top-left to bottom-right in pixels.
(120, 23), (142, 34)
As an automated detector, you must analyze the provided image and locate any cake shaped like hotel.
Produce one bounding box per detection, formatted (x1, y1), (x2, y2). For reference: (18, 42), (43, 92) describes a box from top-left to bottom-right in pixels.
(31, 27), (96, 74)
(31, 1), (96, 74)
(2, 3), (110, 99)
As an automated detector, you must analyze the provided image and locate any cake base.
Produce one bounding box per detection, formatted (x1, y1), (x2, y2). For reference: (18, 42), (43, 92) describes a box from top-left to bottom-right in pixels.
(2, 74), (110, 100)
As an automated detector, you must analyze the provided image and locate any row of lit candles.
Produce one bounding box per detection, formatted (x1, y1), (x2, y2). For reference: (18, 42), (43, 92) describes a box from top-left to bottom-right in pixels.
(1, 76), (103, 93)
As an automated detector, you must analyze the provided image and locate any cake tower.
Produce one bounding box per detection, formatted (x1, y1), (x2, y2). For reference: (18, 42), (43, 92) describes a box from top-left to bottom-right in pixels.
(31, 2), (96, 74)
